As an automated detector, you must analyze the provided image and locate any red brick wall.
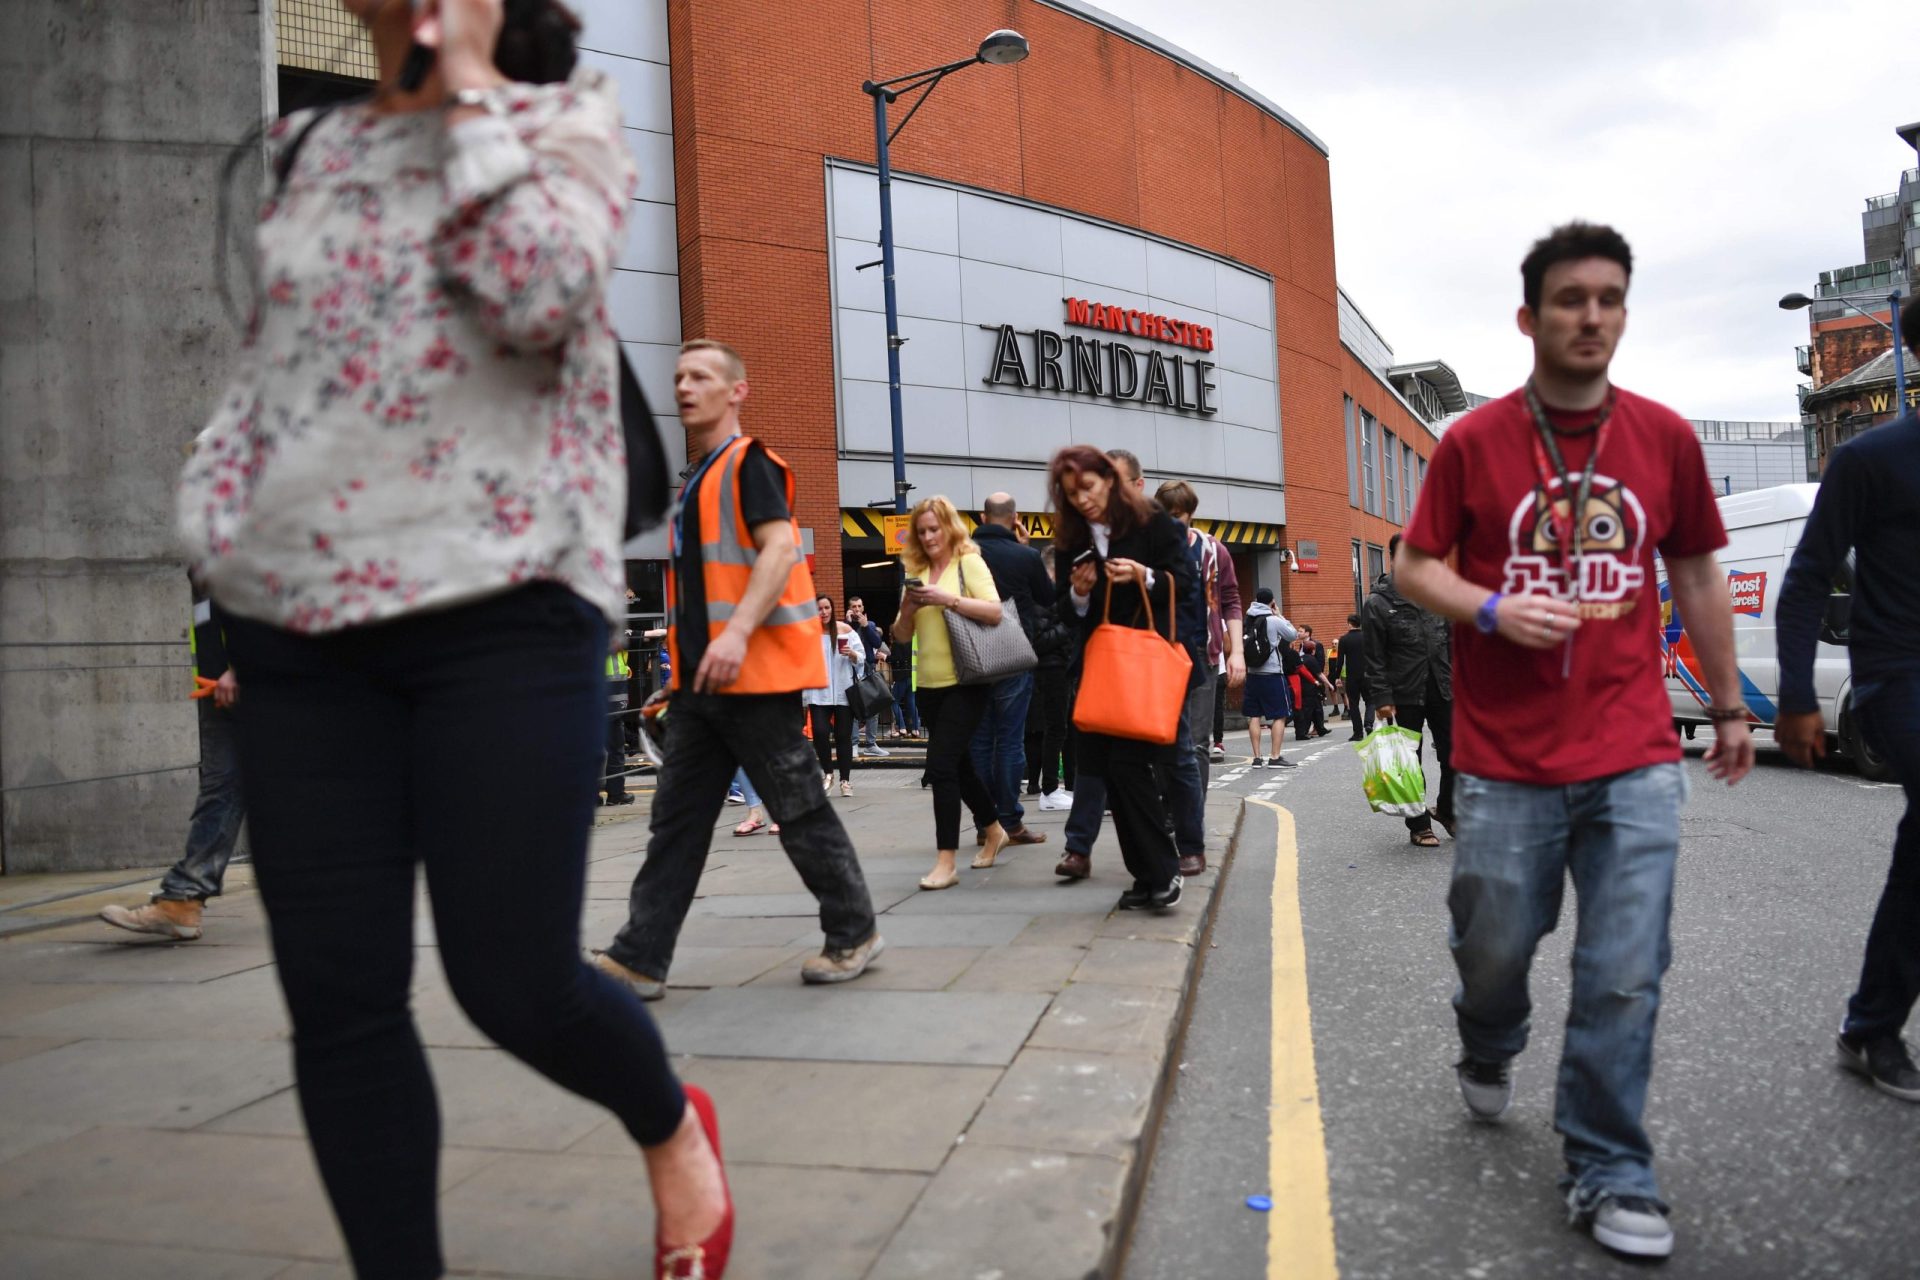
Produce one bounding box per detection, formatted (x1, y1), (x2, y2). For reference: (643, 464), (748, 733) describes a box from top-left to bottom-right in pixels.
(666, 0), (1408, 613)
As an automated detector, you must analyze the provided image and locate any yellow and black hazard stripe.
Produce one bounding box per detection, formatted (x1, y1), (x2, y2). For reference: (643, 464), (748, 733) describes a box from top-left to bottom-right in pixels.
(1195, 519), (1282, 548)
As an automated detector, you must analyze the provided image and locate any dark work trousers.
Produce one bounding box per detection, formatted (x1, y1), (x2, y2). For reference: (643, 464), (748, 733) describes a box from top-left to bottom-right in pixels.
(1212, 675), (1228, 744)
(1845, 679), (1920, 1041)
(604, 684), (629, 802)
(156, 698), (246, 901)
(1150, 696), (1207, 857)
(1394, 675), (1456, 834)
(808, 702), (855, 783)
(917, 682), (999, 850)
(1033, 665), (1071, 794)
(612, 691), (876, 980)
(1064, 771), (1105, 856)
(224, 585), (685, 1280)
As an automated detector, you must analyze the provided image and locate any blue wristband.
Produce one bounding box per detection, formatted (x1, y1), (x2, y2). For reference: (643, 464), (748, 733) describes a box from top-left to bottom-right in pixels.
(1474, 592), (1502, 635)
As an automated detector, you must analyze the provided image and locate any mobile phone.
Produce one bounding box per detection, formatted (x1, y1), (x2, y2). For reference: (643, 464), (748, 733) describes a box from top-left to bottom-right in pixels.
(902, 576), (924, 589)
(1072, 549), (1097, 566)
(398, 0), (435, 91)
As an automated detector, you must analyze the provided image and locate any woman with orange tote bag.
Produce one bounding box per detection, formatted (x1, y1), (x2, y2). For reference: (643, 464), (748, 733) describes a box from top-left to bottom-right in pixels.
(1046, 446), (1197, 912)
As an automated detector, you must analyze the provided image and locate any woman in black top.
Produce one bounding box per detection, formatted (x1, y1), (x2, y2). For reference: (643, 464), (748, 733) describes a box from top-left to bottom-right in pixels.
(1047, 445), (1196, 910)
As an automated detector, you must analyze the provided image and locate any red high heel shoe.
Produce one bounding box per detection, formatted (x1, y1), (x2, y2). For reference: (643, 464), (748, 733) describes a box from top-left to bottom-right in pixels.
(655, 1084), (733, 1280)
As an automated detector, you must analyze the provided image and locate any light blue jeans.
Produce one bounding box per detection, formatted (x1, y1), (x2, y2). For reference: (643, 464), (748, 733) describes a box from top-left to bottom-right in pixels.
(1448, 761), (1686, 1210)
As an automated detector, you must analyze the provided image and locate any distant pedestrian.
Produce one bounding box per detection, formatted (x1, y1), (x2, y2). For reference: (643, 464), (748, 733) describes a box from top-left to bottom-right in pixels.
(174, 7), (733, 1274)
(603, 635), (636, 806)
(889, 637), (922, 738)
(891, 496), (1013, 890)
(101, 590), (245, 941)
(1241, 588), (1298, 769)
(1051, 446), (1195, 910)
(596, 341), (882, 1001)
(845, 596), (892, 755)
(1394, 221), (1752, 1259)
(1029, 539), (1078, 809)
(1775, 294), (1920, 1105)
(804, 595), (861, 797)
(1332, 613), (1372, 740)
(969, 492), (1055, 848)
(1293, 624), (1332, 740)
(1361, 535), (1455, 847)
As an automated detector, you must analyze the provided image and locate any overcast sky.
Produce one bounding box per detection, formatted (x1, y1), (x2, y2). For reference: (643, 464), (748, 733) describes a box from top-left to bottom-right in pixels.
(1083, 0), (1915, 421)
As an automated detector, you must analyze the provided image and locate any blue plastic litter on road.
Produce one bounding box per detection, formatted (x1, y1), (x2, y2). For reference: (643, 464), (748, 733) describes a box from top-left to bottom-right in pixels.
(1246, 1195), (1273, 1212)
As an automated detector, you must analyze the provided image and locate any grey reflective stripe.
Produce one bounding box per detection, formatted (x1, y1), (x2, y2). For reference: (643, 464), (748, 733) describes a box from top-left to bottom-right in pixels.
(708, 600), (816, 627)
(704, 442), (758, 568)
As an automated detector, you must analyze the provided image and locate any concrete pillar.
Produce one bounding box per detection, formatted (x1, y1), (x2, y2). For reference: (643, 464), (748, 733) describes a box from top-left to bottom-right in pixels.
(0, 1), (268, 873)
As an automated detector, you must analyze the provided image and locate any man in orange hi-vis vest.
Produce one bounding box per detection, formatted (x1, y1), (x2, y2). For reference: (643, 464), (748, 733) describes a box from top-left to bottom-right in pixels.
(592, 341), (881, 996)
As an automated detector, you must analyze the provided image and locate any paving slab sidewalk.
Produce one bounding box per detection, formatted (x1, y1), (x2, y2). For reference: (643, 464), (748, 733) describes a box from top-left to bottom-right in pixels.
(0, 772), (1245, 1279)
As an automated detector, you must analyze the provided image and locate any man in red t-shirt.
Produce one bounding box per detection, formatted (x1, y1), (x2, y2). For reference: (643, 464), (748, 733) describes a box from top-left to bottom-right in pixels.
(1396, 222), (1754, 1262)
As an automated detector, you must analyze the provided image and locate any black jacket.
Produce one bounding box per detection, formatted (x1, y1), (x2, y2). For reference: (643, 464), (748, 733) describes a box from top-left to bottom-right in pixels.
(1331, 627), (1365, 685)
(974, 522), (1063, 662)
(1360, 572), (1452, 706)
(1054, 509), (1197, 763)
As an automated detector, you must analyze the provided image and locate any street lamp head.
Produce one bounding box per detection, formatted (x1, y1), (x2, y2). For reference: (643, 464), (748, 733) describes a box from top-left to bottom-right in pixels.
(1779, 292), (1815, 311)
(978, 29), (1029, 66)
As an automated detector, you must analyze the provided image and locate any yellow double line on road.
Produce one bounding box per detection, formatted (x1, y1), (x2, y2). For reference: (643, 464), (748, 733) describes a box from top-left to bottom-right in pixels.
(1250, 798), (1340, 1278)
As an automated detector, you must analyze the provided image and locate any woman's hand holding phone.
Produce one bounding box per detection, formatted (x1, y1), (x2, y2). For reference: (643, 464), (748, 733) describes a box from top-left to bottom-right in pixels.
(1070, 553), (1099, 597)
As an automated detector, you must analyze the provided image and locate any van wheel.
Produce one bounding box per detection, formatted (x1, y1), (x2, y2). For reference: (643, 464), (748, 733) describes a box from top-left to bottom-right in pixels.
(1840, 697), (1894, 782)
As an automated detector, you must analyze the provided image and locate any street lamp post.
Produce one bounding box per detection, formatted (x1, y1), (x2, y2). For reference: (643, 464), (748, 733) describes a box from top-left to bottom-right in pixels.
(1780, 288), (1907, 413)
(862, 30), (1029, 516)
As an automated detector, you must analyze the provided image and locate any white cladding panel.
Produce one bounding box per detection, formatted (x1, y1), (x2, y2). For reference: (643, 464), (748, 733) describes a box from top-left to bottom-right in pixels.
(572, 1), (681, 558)
(827, 164), (1284, 521)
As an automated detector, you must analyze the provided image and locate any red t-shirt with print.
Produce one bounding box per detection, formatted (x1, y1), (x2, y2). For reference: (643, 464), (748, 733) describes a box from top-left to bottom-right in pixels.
(1402, 386), (1727, 785)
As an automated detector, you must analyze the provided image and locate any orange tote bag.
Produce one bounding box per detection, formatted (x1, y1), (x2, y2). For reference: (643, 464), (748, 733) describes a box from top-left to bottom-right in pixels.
(1072, 576), (1193, 745)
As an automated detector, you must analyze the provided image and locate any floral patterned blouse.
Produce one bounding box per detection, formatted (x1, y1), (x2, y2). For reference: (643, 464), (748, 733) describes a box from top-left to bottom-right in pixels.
(177, 69), (636, 631)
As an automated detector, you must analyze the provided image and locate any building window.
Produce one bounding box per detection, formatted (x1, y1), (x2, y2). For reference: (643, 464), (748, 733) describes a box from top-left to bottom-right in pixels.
(1344, 396), (1359, 508)
(1418, 456), (1428, 500)
(1383, 430), (1399, 523)
(1402, 442), (1418, 515)
(1366, 542), (1386, 585)
(1360, 412), (1378, 515)
(1351, 539), (1364, 614)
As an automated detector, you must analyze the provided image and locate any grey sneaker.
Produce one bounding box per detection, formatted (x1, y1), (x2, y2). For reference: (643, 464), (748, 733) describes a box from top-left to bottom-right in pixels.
(802, 933), (885, 985)
(1837, 1031), (1920, 1102)
(589, 950), (665, 1001)
(1588, 1194), (1674, 1259)
(1455, 1055), (1513, 1121)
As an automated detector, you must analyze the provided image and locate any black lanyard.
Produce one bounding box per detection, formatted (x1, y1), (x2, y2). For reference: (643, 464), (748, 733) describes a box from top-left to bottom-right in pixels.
(669, 435), (741, 559)
(1521, 380), (1617, 600)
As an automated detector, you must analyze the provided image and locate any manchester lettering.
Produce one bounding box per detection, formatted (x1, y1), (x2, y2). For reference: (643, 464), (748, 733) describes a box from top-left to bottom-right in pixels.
(1063, 296), (1214, 353)
(980, 325), (1217, 415)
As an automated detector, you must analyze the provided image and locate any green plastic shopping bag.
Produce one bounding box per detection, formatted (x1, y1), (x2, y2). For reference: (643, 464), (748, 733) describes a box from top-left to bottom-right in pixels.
(1353, 724), (1427, 816)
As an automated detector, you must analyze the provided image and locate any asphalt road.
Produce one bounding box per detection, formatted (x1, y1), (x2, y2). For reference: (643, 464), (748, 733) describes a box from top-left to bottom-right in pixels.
(1124, 721), (1916, 1280)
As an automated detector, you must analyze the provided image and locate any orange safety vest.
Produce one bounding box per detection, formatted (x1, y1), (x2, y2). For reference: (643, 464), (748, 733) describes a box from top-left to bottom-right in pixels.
(667, 435), (826, 694)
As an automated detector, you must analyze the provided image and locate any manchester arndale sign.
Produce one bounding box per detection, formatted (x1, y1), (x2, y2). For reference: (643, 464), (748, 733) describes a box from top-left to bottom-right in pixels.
(979, 297), (1220, 415)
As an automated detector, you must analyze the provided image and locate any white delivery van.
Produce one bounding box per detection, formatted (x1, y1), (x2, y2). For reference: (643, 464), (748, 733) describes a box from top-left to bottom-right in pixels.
(1656, 483), (1889, 780)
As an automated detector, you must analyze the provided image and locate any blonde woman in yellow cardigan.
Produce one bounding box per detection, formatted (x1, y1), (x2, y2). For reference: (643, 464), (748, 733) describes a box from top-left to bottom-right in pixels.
(890, 497), (1013, 890)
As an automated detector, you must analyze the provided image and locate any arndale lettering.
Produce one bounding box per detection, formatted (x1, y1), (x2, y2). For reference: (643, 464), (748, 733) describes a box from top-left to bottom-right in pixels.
(980, 324), (1218, 414)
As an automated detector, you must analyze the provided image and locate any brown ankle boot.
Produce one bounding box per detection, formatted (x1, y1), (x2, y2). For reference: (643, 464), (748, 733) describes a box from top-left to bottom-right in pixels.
(100, 898), (204, 940)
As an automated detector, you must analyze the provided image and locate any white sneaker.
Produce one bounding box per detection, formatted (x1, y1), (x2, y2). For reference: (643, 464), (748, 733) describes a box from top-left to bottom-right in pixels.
(1038, 789), (1075, 811)
(1588, 1194), (1674, 1259)
(864, 744), (891, 757)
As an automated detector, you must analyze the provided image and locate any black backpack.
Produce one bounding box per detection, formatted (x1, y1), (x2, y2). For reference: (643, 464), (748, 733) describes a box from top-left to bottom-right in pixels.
(1243, 616), (1274, 669)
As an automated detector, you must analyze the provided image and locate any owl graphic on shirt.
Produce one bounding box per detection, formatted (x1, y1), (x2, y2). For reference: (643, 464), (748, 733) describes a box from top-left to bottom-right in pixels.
(1502, 475), (1647, 616)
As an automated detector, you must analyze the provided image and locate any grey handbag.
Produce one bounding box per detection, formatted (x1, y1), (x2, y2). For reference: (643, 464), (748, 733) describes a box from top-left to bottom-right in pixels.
(945, 557), (1039, 685)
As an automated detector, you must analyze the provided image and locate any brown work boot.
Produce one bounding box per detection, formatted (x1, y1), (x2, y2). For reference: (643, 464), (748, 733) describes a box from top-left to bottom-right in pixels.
(589, 950), (666, 1001)
(100, 898), (203, 940)
(1005, 826), (1048, 846)
(801, 933), (885, 985)
(1178, 852), (1207, 877)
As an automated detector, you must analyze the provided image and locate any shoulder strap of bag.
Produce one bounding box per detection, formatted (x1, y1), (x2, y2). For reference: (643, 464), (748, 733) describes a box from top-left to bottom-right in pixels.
(272, 103), (345, 197)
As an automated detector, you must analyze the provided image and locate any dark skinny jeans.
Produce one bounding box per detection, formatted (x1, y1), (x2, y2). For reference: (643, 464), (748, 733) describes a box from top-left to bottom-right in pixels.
(1847, 678), (1920, 1041)
(809, 702), (855, 782)
(225, 585), (685, 1280)
(917, 682), (998, 850)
